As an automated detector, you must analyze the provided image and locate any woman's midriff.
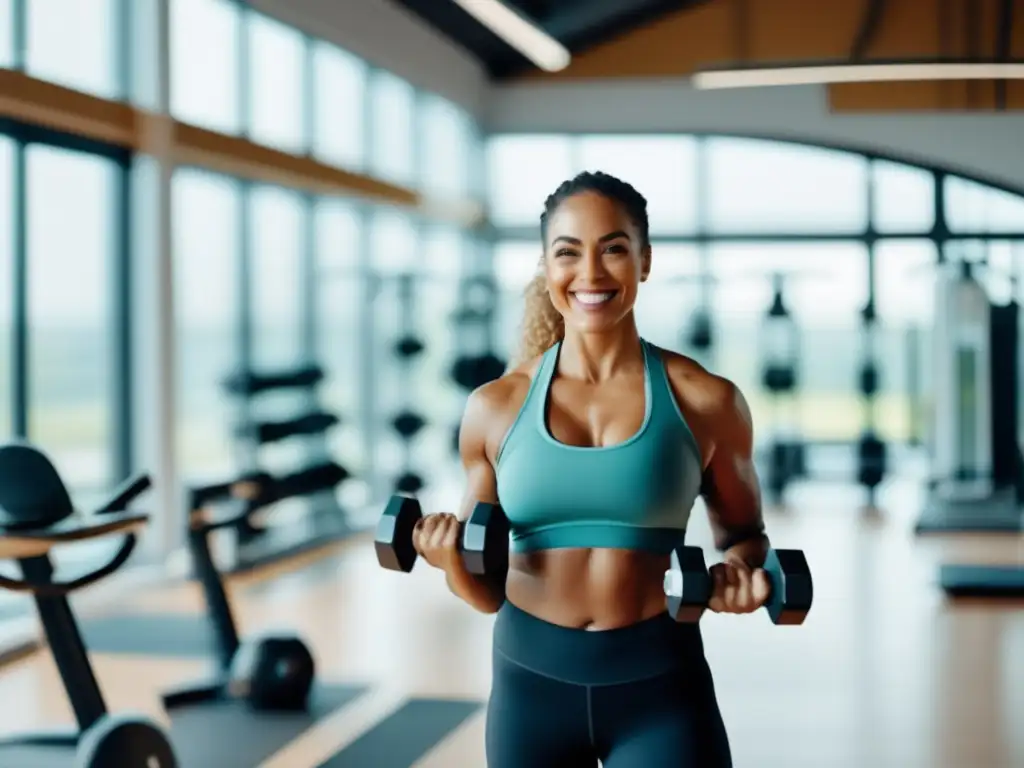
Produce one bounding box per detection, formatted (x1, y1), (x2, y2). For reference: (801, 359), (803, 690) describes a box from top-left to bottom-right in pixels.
(506, 548), (671, 630)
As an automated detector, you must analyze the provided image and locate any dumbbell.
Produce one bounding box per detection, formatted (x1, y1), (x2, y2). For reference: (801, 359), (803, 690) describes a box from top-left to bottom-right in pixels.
(374, 495), (509, 577)
(663, 545), (813, 625)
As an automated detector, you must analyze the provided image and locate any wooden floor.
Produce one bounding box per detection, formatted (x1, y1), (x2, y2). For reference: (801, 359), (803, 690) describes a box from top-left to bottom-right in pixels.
(0, 477), (1021, 767)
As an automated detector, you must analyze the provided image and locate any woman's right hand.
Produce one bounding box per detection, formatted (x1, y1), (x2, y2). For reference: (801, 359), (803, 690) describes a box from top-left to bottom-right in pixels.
(412, 512), (463, 573)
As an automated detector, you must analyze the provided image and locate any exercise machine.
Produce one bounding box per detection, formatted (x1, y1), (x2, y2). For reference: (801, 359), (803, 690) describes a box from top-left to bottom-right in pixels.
(0, 442), (178, 767)
(915, 257), (1024, 597)
(161, 468), (353, 714)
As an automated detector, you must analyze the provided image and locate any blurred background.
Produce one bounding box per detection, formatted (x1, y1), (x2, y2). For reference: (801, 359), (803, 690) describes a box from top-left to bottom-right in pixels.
(0, 0), (1022, 765)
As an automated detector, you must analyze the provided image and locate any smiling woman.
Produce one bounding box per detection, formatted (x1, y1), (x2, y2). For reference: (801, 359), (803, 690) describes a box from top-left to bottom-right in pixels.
(408, 170), (778, 767)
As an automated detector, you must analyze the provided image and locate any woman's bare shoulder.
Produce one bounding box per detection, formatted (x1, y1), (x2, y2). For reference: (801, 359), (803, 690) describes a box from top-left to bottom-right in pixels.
(651, 344), (741, 415)
(460, 353), (545, 456)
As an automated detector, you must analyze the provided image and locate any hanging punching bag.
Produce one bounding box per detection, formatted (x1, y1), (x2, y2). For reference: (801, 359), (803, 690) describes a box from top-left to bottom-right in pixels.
(932, 261), (993, 499)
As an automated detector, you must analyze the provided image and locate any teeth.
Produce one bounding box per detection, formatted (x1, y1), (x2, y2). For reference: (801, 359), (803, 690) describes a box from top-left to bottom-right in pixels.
(574, 292), (614, 305)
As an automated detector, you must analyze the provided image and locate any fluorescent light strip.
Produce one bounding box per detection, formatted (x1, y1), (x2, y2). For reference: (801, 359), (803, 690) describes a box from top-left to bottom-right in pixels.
(692, 61), (1024, 89)
(450, 0), (571, 72)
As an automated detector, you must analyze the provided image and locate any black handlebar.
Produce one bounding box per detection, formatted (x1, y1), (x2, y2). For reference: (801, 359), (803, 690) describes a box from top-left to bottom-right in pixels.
(95, 474), (152, 515)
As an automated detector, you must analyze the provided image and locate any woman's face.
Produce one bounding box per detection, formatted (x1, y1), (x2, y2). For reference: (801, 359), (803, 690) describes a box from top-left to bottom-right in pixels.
(543, 191), (650, 336)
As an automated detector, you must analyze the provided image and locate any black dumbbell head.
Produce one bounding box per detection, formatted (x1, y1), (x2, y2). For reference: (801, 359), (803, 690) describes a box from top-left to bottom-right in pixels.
(762, 548), (813, 625)
(375, 495), (422, 572)
(462, 502), (510, 577)
(664, 546), (712, 623)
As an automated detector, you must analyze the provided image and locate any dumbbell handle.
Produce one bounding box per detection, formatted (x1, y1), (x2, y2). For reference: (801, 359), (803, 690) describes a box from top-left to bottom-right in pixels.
(664, 548), (812, 625)
(663, 566), (779, 606)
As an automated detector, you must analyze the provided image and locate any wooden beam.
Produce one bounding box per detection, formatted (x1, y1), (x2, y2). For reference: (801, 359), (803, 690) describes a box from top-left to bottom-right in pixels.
(0, 69), (484, 227)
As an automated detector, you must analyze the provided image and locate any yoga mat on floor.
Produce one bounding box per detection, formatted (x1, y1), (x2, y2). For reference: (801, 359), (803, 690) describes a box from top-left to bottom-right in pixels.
(81, 614), (215, 657)
(0, 684), (368, 768)
(319, 698), (483, 768)
(940, 564), (1024, 597)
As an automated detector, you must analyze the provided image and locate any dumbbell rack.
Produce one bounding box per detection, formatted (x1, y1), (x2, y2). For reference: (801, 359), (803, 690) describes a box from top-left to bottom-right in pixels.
(390, 273), (428, 495)
(856, 298), (887, 508)
(219, 365), (351, 572)
(448, 275), (506, 455)
(759, 276), (804, 504)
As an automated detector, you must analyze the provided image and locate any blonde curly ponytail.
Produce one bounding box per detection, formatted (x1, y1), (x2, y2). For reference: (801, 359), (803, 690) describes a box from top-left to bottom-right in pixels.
(513, 271), (565, 366)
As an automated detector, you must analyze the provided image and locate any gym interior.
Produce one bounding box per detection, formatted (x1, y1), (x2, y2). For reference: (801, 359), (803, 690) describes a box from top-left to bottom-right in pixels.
(0, 0), (1022, 766)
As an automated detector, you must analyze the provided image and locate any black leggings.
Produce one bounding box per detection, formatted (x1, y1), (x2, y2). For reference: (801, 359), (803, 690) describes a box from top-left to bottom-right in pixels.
(486, 601), (732, 768)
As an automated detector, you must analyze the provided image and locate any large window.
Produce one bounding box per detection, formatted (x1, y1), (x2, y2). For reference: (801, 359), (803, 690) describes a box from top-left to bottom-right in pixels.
(247, 12), (307, 154)
(577, 136), (699, 235)
(249, 186), (306, 370)
(705, 138), (869, 234)
(487, 135), (574, 228)
(944, 175), (1024, 234)
(0, 0), (13, 68)
(420, 96), (473, 199)
(493, 240), (539, 359)
(708, 242), (868, 442)
(173, 168), (241, 479)
(634, 244), (703, 351)
(369, 71), (415, 187)
(0, 137), (12, 440)
(370, 210), (419, 482)
(872, 160), (934, 234)
(419, 224), (464, 466)
(25, 145), (118, 490)
(248, 186), (309, 479)
(25, 0), (120, 98)
(315, 199), (364, 474)
(312, 42), (367, 172)
(170, 0), (242, 134)
(875, 239), (938, 443)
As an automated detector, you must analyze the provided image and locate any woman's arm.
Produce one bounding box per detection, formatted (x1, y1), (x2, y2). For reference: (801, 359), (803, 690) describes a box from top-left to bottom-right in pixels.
(442, 383), (510, 614)
(699, 378), (774, 614)
(700, 379), (769, 568)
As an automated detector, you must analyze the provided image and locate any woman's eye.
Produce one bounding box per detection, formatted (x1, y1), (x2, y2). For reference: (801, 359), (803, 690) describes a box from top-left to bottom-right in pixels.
(556, 249), (576, 258)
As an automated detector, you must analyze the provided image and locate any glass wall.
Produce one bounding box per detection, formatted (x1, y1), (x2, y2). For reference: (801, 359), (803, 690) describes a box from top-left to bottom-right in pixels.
(487, 134), (1024, 452)
(0, 137), (12, 441)
(24, 0), (123, 99)
(172, 168), (242, 480)
(25, 145), (119, 490)
(1, 0), (483, 583)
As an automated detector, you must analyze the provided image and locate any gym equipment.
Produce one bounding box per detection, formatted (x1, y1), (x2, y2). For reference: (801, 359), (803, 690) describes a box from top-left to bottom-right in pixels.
(162, 477), (320, 713)
(917, 258), (1023, 533)
(916, 253), (1024, 599)
(74, 716), (178, 768)
(375, 495), (510, 577)
(221, 358), (351, 571)
(663, 545), (813, 625)
(758, 275), (805, 503)
(0, 442), (179, 767)
(938, 564), (1024, 597)
(391, 273), (428, 494)
(449, 276), (507, 455)
(856, 274), (888, 507)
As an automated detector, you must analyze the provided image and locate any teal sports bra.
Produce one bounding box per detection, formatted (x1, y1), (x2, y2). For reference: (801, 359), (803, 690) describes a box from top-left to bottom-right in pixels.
(495, 339), (703, 554)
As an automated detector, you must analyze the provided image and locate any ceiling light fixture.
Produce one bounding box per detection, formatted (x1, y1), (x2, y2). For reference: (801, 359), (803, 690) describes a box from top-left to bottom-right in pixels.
(691, 60), (1024, 89)
(450, 0), (571, 72)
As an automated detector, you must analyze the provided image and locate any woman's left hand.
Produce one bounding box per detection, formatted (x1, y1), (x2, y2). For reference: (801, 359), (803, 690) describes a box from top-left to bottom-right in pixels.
(707, 559), (772, 614)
